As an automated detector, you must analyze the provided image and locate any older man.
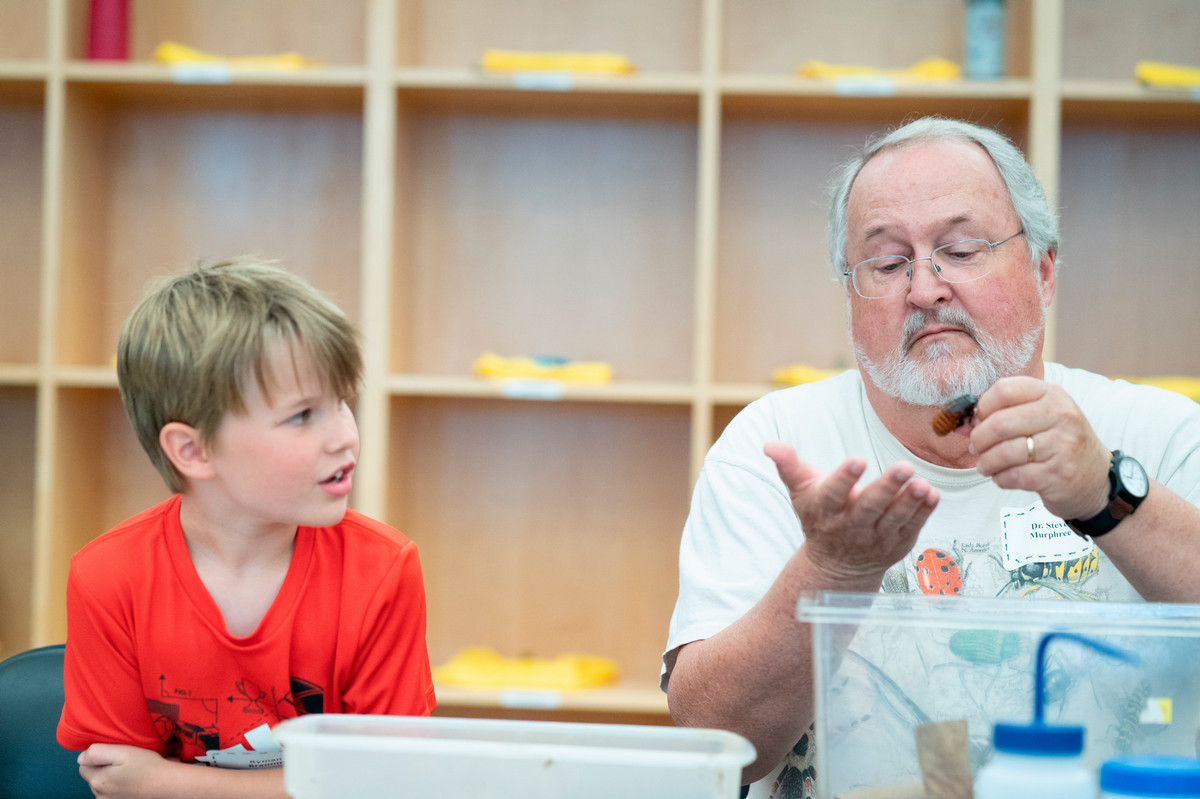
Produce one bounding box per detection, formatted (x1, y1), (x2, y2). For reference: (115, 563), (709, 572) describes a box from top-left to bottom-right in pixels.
(661, 117), (1200, 797)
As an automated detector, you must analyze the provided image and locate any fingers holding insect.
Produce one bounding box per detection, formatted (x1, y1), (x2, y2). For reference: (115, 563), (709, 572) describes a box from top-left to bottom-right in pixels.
(968, 376), (1058, 455)
(963, 382), (1113, 518)
(969, 380), (1083, 471)
(975, 375), (1045, 415)
(932, 393), (978, 436)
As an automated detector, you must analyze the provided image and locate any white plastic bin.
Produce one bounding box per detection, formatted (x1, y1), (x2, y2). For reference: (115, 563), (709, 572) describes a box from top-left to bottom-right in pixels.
(275, 714), (756, 799)
(797, 591), (1200, 799)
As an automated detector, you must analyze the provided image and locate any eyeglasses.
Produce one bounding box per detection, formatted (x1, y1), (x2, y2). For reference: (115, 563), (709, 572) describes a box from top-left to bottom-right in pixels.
(843, 229), (1026, 299)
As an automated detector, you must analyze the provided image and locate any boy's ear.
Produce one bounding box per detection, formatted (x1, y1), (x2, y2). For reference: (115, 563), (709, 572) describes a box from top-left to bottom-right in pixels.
(159, 422), (215, 481)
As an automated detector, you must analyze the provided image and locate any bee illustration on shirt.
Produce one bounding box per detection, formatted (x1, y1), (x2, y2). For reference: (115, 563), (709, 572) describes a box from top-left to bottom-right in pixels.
(993, 549), (1100, 599)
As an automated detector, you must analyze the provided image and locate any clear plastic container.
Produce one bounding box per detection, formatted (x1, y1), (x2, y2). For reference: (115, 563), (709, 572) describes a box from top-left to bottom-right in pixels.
(797, 592), (1200, 798)
(275, 714), (756, 799)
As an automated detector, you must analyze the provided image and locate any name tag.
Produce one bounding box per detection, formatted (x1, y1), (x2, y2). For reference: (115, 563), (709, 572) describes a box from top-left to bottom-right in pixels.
(999, 502), (1094, 571)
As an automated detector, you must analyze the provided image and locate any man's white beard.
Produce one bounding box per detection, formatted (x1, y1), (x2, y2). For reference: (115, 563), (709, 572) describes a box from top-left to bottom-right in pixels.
(855, 304), (1043, 407)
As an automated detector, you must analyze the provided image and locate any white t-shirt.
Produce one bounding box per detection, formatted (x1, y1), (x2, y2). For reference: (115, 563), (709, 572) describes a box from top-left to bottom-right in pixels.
(662, 364), (1200, 798)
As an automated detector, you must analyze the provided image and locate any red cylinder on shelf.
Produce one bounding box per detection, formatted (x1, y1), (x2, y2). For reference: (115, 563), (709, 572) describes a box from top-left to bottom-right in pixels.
(88, 0), (130, 61)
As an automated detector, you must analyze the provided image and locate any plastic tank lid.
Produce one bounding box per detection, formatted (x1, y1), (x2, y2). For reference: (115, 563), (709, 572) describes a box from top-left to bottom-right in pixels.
(993, 723), (1083, 755)
(1101, 756), (1200, 796)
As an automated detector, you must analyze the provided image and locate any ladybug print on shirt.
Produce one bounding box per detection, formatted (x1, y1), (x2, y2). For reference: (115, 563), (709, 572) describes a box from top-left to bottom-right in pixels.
(915, 548), (962, 595)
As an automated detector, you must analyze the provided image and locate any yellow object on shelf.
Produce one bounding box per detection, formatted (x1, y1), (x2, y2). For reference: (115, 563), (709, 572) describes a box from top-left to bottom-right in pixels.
(473, 353), (613, 384)
(152, 41), (320, 70)
(772, 364), (848, 386)
(797, 57), (961, 82)
(1135, 60), (1200, 90)
(1120, 375), (1200, 401)
(481, 49), (635, 76)
(434, 647), (619, 691)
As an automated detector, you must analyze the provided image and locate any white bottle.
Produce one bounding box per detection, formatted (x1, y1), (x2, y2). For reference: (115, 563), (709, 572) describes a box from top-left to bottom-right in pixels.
(974, 722), (1096, 799)
(1101, 755), (1200, 798)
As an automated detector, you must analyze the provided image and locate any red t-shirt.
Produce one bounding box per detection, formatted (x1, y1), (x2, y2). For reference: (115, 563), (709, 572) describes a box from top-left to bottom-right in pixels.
(57, 495), (435, 762)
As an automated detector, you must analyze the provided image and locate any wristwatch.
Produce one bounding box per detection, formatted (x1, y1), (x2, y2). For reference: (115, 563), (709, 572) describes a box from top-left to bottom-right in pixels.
(1065, 450), (1149, 538)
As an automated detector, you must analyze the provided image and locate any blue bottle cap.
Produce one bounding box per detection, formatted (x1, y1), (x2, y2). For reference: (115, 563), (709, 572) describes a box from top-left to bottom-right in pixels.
(993, 722), (1083, 755)
(1101, 756), (1200, 796)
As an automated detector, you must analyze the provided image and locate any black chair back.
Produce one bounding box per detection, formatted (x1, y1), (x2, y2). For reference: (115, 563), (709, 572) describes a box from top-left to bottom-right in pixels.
(0, 645), (92, 799)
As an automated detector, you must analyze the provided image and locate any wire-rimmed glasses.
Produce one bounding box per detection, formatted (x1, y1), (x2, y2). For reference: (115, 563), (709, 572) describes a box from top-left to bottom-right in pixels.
(844, 229), (1026, 299)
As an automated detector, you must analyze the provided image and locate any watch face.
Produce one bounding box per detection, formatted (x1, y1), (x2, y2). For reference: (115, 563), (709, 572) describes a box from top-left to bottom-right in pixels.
(1118, 456), (1149, 497)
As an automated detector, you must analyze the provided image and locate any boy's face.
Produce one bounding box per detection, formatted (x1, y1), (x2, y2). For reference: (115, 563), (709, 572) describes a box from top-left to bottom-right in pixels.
(204, 340), (360, 531)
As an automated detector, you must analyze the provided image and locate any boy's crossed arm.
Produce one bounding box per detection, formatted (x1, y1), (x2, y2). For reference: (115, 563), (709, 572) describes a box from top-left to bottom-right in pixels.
(77, 742), (286, 799)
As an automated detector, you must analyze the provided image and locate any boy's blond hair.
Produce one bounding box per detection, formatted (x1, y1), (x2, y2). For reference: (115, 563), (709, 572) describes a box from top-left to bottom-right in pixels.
(118, 257), (362, 494)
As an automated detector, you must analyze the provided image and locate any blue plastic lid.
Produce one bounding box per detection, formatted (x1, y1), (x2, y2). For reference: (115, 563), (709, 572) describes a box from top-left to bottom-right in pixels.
(993, 723), (1083, 755)
(1101, 756), (1200, 796)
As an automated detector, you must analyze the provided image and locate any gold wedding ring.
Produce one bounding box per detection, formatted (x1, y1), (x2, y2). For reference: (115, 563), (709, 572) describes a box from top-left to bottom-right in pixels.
(1026, 435), (1036, 463)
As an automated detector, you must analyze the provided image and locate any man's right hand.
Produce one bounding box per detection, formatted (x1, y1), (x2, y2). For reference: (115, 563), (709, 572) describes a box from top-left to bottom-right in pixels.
(763, 442), (938, 586)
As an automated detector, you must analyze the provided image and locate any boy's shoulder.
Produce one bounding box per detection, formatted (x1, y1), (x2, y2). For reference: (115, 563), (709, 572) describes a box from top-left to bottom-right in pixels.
(75, 496), (181, 560)
(69, 496), (181, 592)
(304, 511), (423, 596)
(323, 509), (418, 558)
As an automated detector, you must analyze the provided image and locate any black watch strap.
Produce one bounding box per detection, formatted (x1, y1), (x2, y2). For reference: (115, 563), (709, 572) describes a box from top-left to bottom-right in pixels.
(1064, 503), (1125, 538)
(1065, 450), (1145, 538)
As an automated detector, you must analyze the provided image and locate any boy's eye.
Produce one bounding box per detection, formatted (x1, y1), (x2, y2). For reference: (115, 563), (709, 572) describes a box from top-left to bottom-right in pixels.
(288, 408), (313, 424)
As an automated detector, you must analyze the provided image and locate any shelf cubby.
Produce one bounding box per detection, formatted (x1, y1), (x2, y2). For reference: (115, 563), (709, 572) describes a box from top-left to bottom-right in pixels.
(386, 397), (692, 695)
(55, 79), (365, 368)
(0, 388), (37, 658)
(0, 83), (45, 370)
(391, 91), (700, 382)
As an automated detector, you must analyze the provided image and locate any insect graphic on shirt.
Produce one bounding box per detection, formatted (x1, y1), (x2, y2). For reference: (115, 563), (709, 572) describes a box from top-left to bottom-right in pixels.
(1040, 664), (1073, 711)
(915, 547), (966, 595)
(948, 629), (1020, 665)
(1108, 678), (1152, 754)
(845, 649), (932, 727)
(992, 549), (1100, 599)
(845, 649), (992, 769)
(882, 562), (911, 592)
(828, 712), (872, 740)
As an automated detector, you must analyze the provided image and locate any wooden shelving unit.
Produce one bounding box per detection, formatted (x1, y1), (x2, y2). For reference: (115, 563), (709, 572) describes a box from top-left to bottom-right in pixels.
(2, 0), (1198, 723)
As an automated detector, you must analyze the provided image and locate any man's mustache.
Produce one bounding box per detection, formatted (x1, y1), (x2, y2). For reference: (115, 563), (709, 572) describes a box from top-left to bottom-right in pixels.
(901, 307), (980, 353)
